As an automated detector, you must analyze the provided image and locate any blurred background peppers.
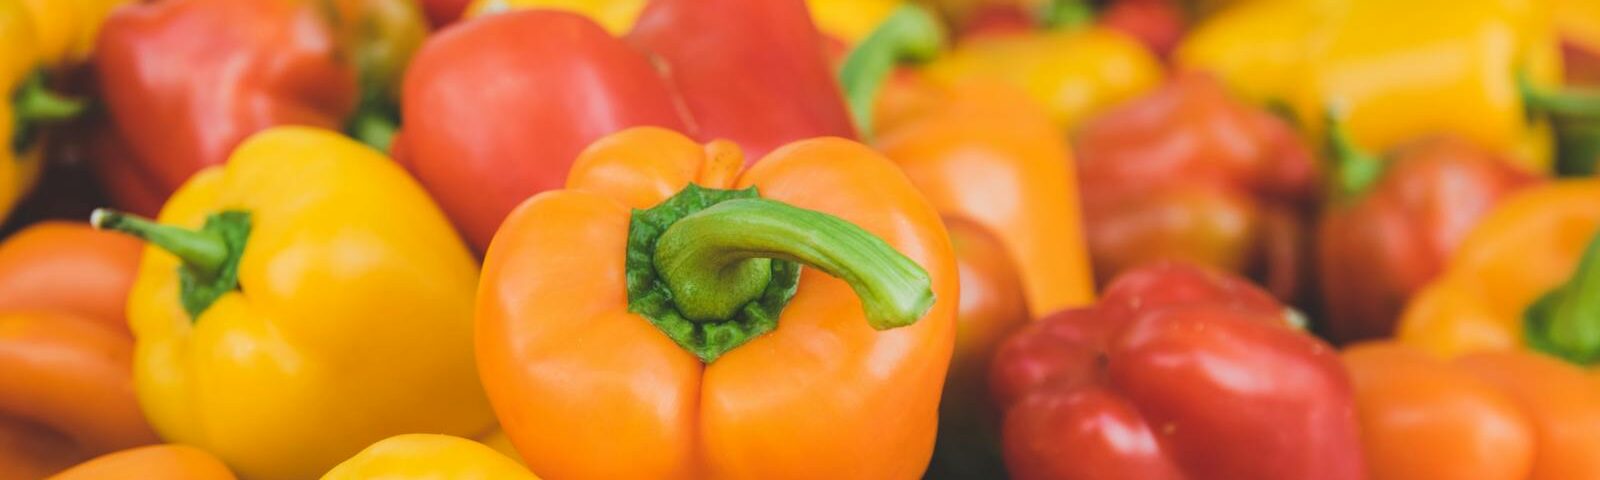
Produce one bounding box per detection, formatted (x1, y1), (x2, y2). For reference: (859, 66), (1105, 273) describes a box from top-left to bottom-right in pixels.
(93, 127), (494, 480)
(399, 0), (854, 252)
(323, 434), (536, 480)
(990, 263), (1364, 480)
(92, 0), (426, 217)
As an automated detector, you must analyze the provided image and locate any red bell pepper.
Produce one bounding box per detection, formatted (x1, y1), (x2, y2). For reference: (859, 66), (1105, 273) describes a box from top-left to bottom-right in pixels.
(92, 0), (423, 215)
(419, 0), (471, 28)
(399, 0), (855, 252)
(990, 262), (1364, 480)
(1317, 129), (1539, 344)
(1074, 73), (1317, 301)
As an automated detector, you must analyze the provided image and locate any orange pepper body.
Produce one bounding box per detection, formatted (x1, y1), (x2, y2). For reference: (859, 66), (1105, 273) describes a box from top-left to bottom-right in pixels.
(0, 311), (157, 479)
(0, 222), (140, 335)
(1457, 352), (1600, 479)
(49, 445), (235, 480)
(477, 127), (957, 479)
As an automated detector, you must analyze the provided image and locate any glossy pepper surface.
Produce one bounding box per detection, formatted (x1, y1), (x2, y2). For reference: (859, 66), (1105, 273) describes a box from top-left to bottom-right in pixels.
(400, 0), (854, 252)
(462, 0), (896, 44)
(0, 222), (140, 335)
(0, 311), (157, 479)
(1318, 134), (1539, 344)
(990, 262), (1364, 480)
(93, 0), (425, 215)
(477, 127), (956, 479)
(1178, 0), (1566, 172)
(94, 127), (494, 480)
(1344, 342), (1600, 480)
(1398, 179), (1600, 359)
(3, 0), (92, 226)
(49, 445), (236, 480)
(323, 434), (537, 480)
(1074, 73), (1318, 301)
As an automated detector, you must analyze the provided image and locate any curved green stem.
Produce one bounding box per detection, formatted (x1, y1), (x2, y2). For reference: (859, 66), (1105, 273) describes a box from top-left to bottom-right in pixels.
(1039, 0), (1096, 29)
(1520, 70), (1600, 119)
(91, 208), (252, 320)
(1520, 71), (1600, 176)
(838, 4), (943, 141)
(1323, 109), (1387, 201)
(1525, 231), (1600, 365)
(11, 71), (87, 153)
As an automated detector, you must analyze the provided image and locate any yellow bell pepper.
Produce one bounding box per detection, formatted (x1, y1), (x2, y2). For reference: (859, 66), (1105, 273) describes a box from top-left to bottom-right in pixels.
(18, 0), (127, 67)
(92, 127), (495, 480)
(464, 0), (897, 45)
(323, 434), (538, 480)
(922, 26), (1163, 131)
(1179, 0), (1565, 173)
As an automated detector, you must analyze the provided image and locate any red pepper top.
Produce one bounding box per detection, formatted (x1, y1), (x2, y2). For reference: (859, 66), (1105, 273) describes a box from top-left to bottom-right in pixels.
(1075, 73), (1317, 300)
(991, 262), (1364, 480)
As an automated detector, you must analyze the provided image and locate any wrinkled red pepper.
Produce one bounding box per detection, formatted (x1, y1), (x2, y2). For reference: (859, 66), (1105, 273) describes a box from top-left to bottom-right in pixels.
(1074, 73), (1317, 301)
(1317, 132), (1539, 344)
(990, 262), (1365, 480)
(399, 0), (855, 251)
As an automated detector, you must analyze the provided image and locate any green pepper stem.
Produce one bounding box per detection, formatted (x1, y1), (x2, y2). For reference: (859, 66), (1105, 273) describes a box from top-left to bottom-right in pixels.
(1323, 109), (1387, 200)
(12, 72), (86, 124)
(1520, 70), (1600, 119)
(1525, 231), (1600, 365)
(348, 109), (398, 153)
(838, 4), (943, 141)
(1040, 0), (1096, 29)
(653, 198), (935, 330)
(91, 208), (229, 278)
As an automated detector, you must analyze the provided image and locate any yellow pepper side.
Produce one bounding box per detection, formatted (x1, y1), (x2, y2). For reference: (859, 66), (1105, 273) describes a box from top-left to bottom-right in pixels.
(116, 127), (494, 480)
(323, 434), (539, 480)
(1, 0), (43, 226)
(18, 0), (128, 67)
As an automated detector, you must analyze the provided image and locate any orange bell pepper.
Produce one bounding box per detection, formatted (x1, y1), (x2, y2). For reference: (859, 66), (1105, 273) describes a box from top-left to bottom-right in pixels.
(49, 445), (235, 480)
(477, 127), (956, 479)
(1398, 179), (1600, 358)
(0, 311), (157, 479)
(0, 222), (140, 335)
(1345, 342), (1600, 480)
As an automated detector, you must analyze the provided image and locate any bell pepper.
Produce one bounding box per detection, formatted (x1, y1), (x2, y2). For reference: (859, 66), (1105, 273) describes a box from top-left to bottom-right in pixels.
(1344, 342), (1600, 480)
(990, 262), (1363, 480)
(1177, 0), (1585, 173)
(0, 221), (141, 335)
(90, 127), (495, 480)
(0, 311), (157, 479)
(477, 127), (954, 478)
(400, 0), (854, 252)
(3, 0), (89, 226)
(1318, 125), (1540, 344)
(1073, 73), (1318, 301)
(323, 434), (536, 480)
(1556, 0), (1600, 85)
(92, 0), (426, 216)
(462, 0), (895, 45)
(1398, 179), (1600, 359)
(419, 0), (472, 27)
(50, 445), (235, 480)
(17, 0), (127, 68)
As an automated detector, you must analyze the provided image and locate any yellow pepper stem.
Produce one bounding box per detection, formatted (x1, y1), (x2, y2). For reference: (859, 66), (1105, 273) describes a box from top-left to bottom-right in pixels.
(92, 208), (252, 319)
(838, 4), (944, 140)
(1525, 230), (1600, 365)
(11, 71), (87, 154)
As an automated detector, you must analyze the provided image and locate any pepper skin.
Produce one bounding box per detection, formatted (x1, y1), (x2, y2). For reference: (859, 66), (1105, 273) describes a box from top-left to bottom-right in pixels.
(1318, 137), (1539, 344)
(94, 127), (494, 480)
(1178, 0), (1565, 172)
(1398, 179), (1600, 359)
(478, 127), (955, 479)
(401, 0), (854, 252)
(419, 0), (472, 27)
(17, 0), (127, 68)
(323, 434), (537, 480)
(1344, 342), (1600, 480)
(1074, 73), (1318, 301)
(990, 262), (1364, 480)
(3, 0), (89, 226)
(0, 311), (157, 479)
(462, 0), (895, 44)
(93, 0), (425, 214)
(49, 445), (235, 480)
(0, 222), (140, 335)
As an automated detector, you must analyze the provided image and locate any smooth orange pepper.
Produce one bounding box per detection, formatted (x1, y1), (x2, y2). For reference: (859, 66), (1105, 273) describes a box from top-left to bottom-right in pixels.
(477, 127), (956, 479)
(0, 222), (140, 336)
(49, 445), (235, 480)
(0, 311), (157, 479)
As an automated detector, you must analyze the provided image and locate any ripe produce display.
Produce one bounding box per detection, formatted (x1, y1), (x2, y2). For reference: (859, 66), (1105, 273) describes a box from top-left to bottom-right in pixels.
(4, 0), (1600, 478)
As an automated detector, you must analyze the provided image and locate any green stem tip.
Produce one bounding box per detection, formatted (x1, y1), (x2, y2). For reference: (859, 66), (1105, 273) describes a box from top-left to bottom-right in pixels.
(838, 4), (944, 141)
(91, 208), (252, 320)
(11, 71), (87, 153)
(1323, 108), (1387, 201)
(626, 185), (935, 363)
(1525, 230), (1600, 366)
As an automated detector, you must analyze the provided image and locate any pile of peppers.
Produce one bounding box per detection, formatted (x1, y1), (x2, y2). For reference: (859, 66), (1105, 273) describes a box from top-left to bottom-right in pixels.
(4, 0), (1600, 479)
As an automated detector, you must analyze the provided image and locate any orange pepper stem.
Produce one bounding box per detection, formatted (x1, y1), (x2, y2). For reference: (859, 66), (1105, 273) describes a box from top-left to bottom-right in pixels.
(1323, 110), (1386, 201)
(11, 71), (87, 154)
(1525, 230), (1600, 365)
(627, 185), (934, 362)
(838, 4), (943, 140)
(91, 208), (252, 320)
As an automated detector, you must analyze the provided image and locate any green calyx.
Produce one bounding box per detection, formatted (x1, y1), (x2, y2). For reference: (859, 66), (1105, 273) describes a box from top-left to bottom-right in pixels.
(1323, 109), (1387, 202)
(838, 4), (944, 141)
(92, 208), (252, 321)
(1039, 0), (1096, 30)
(626, 185), (936, 363)
(1519, 70), (1600, 176)
(10, 71), (87, 154)
(1525, 230), (1600, 365)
